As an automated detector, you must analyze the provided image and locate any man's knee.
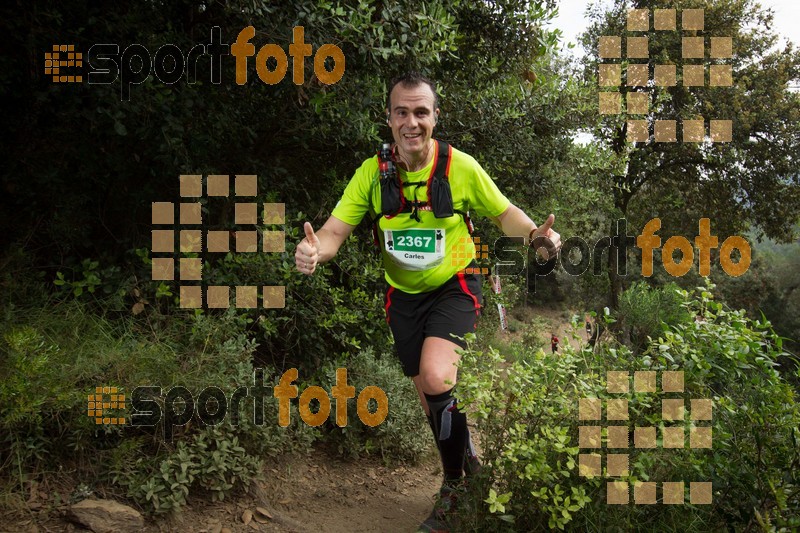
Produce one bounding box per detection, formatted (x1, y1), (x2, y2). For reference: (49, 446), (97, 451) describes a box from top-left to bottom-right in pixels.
(418, 336), (461, 394)
(418, 365), (457, 395)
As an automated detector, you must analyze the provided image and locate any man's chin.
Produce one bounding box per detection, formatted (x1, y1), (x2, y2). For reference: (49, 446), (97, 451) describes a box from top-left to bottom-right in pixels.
(402, 138), (424, 151)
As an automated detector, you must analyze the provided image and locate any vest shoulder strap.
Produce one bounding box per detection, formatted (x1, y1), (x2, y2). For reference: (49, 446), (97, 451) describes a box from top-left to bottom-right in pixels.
(427, 139), (452, 193)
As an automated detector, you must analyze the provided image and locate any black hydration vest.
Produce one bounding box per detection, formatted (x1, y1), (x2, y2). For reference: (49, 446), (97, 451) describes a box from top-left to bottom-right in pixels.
(371, 139), (473, 246)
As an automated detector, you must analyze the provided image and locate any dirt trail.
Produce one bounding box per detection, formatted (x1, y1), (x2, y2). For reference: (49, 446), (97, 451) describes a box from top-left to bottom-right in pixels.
(3, 448), (444, 533)
(530, 305), (591, 352)
(250, 451), (443, 533)
(500, 304), (591, 353)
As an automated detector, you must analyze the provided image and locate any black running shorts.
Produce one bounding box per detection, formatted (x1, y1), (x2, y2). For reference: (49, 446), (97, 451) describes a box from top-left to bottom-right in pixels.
(383, 270), (483, 377)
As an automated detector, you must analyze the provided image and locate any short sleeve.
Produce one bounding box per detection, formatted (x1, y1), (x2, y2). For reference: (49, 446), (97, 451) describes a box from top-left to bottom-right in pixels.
(331, 157), (379, 226)
(465, 156), (511, 218)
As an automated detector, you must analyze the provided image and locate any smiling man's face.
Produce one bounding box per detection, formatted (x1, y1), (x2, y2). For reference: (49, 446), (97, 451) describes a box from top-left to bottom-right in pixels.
(387, 83), (439, 165)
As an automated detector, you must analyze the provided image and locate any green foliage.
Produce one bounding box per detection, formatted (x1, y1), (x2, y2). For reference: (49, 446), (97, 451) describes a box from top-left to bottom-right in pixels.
(318, 348), (431, 464)
(0, 0), (563, 261)
(0, 0), (588, 510)
(577, 0), (800, 307)
(246, 213), (391, 368)
(110, 366), (317, 514)
(713, 235), (800, 356)
(584, 0), (800, 242)
(53, 259), (125, 301)
(0, 327), (67, 427)
(13, 0), (799, 528)
(617, 281), (691, 352)
(519, 316), (551, 354)
(0, 300), (319, 514)
(636, 284), (799, 529)
(547, 140), (619, 309)
(456, 334), (594, 530)
(0, 321), (93, 489)
(113, 427), (263, 513)
(479, 274), (523, 336)
(456, 283), (800, 531)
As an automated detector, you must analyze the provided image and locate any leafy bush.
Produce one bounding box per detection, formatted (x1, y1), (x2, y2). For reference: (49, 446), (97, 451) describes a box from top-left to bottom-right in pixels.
(113, 413), (314, 514)
(478, 274), (521, 339)
(617, 281), (691, 353)
(0, 327), (68, 428)
(317, 347), (431, 464)
(0, 307), (122, 492)
(0, 300), (319, 514)
(197, 212), (392, 370)
(631, 284), (800, 530)
(519, 315), (551, 355)
(0, 220), (407, 514)
(112, 428), (262, 513)
(456, 283), (800, 531)
(456, 334), (594, 530)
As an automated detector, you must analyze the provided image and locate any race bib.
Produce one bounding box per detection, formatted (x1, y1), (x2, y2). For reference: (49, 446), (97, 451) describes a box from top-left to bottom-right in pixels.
(384, 228), (445, 271)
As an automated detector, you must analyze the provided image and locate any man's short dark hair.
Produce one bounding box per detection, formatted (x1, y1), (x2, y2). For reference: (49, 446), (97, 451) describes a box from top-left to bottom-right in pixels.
(386, 72), (439, 112)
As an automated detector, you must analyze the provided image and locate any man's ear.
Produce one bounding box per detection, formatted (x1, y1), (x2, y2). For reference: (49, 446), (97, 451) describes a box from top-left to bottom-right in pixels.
(386, 110), (391, 125)
(434, 109), (440, 124)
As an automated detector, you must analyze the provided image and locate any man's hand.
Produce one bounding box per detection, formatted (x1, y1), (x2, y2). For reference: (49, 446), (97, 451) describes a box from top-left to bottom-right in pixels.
(530, 214), (562, 262)
(296, 222), (320, 275)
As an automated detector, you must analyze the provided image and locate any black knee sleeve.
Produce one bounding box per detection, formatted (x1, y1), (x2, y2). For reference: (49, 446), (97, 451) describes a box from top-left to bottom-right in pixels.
(426, 413), (441, 451)
(425, 388), (468, 481)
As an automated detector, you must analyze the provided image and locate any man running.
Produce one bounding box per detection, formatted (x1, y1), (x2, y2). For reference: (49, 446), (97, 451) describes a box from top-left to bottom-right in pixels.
(295, 72), (561, 531)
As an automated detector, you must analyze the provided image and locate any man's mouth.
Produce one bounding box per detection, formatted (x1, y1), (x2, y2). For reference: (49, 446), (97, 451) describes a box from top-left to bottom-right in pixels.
(403, 133), (421, 141)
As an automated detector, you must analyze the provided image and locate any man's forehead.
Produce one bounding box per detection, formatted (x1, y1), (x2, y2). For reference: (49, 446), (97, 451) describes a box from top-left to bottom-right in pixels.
(390, 84), (436, 110)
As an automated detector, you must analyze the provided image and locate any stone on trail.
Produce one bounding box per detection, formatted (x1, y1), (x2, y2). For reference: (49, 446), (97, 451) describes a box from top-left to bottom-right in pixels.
(68, 499), (144, 532)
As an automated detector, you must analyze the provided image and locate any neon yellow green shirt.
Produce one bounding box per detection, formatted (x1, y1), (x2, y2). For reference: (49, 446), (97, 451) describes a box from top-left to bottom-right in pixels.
(331, 142), (510, 293)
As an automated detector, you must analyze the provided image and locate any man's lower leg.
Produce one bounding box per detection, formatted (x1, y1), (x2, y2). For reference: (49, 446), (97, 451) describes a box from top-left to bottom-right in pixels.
(424, 388), (468, 483)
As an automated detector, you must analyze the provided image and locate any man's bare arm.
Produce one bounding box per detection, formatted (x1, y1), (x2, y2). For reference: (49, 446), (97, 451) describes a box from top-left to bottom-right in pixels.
(295, 216), (357, 275)
(490, 204), (562, 259)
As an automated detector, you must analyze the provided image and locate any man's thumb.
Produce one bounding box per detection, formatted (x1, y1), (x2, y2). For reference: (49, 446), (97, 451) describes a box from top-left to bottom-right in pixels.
(537, 214), (555, 234)
(304, 222), (320, 245)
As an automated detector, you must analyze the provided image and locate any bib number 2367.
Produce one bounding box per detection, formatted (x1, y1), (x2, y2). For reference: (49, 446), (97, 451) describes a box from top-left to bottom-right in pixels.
(384, 228), (445, 271)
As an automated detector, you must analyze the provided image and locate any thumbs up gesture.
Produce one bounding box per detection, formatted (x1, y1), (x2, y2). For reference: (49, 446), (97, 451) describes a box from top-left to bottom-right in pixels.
(296, 222), (321, 275)
(530, 214), (561, 262)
